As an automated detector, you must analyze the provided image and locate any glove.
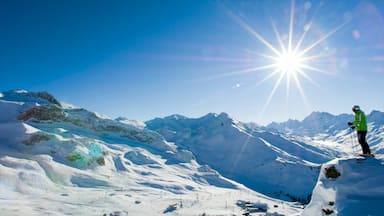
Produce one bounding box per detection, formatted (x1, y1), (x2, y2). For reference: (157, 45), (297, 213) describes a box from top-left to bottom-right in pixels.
(351, 126), (355, 129)
(347, 122), (353, 126)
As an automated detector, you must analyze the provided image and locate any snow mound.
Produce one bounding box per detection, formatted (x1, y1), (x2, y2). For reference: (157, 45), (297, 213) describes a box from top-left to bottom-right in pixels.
(303, 156), (384, 215)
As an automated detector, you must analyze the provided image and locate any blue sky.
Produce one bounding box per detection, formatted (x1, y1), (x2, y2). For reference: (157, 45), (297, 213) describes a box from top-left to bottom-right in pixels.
(1, 0), (384, 124)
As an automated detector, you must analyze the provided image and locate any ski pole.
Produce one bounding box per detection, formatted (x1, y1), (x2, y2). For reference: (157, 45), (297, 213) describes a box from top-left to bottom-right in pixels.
(350, 128), (356, 154)
(353, 130), (360, 154)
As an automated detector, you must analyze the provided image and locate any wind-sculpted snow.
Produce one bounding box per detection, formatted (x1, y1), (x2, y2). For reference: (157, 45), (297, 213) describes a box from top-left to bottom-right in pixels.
(124, 150), (158, 165)
(146, 112), (332, 203)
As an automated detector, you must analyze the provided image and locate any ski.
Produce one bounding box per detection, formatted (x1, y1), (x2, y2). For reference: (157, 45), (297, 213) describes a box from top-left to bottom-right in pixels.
(358, 153), (375, 158)
(355, 154), (374, 162)
(356, 157), (366, 162)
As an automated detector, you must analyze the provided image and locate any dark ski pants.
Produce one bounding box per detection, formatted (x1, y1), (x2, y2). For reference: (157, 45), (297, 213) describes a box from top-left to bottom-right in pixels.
(357, 131), (371, 154)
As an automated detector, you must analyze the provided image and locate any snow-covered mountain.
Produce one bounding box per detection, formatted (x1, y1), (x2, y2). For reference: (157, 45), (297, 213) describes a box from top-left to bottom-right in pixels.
(1, 90), (384, 215)
(266, 111), (384, 159)
(267, 111), (353, 137)
(0, 90), (303, 215)
(146, 113), (336, 203)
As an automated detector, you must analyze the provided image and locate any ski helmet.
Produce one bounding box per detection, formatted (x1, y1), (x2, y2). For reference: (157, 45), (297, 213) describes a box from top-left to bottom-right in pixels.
(352, 105), (360, 112)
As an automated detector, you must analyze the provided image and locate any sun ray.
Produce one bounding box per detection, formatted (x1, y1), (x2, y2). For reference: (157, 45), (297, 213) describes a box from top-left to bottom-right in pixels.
(229, 134), (252, 175)
(294, 1), (324, 53)
(272, 21), (287, 53)
(299, 19), (351, 56)
(302, 53), (330, 61)
(209, 64), (277, 80)
(226, 9), (281, 56)
(292, 72), (312, 110)
(299, 64), (335, 76)
(285, 74), (290, 98)
(288, 0), (295, 52)
(296, 69), (319, 87)
(259, 71), (285, 118)
(255, 69), (281, 86)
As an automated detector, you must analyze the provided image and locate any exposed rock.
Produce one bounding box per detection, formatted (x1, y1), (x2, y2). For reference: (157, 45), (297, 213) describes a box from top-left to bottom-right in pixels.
(18, 105), (66, 122)
(96, 156), (105, 166)
(28, 91), (61, 107)
(67, 153), (85, 162)
(322, 208), (334, 215)
(324, 165), (341, 179)
(22, 133), (50, 145)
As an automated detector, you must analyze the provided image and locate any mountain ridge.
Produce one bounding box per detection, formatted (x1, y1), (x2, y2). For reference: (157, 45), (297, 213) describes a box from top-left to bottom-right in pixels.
(267, 110), (384, 136)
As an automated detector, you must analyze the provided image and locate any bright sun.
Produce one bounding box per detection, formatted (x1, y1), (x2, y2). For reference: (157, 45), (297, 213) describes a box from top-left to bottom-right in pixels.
(276, 51), (305, 76)
(223, 0), (350, 116)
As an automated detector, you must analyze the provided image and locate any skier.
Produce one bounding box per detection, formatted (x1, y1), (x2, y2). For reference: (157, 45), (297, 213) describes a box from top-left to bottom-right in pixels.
(347, 105), (372, 156)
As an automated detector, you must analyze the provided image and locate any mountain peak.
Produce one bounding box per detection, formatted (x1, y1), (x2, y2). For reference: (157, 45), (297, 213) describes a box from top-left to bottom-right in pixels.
(116, 116), (146, 128)
(303, 111), (334, 121)
(368, 110), (384, 124)
(267, 111), (355, 136)
(7, 89), (29, 94)
(1, 90), (61, 107)
(165, 114), (188, 120)
(201, 112), (234, 121)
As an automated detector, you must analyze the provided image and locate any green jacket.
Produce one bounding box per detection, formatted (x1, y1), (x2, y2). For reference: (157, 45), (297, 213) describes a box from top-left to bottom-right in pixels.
(353, 110), (368, 131)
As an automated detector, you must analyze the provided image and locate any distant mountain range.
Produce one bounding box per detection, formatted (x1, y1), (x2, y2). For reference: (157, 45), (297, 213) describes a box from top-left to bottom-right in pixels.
(265, 110), (384, 155)
(266, 110), (384, 137)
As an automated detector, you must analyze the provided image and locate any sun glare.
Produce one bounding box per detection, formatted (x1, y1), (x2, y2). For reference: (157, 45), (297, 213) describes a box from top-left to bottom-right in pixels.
(276, 51), (304, 76)
(224, 0), (350, 117)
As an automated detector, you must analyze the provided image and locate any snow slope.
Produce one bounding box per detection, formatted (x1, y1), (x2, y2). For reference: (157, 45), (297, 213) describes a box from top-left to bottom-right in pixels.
(0, 90), (302, 215)
(303, 156), (384, 216)
(267, 111), (384, 215)
(146, 113), (336, 203)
